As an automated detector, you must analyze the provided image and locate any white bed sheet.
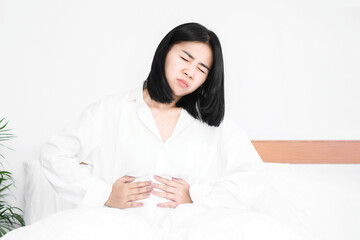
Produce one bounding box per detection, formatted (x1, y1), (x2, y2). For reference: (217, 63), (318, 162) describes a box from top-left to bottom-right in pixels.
(262, 163), (360, 240)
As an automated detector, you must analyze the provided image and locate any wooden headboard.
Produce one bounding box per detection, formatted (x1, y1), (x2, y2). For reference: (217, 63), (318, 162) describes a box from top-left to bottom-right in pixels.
(251, 140), (360, 164)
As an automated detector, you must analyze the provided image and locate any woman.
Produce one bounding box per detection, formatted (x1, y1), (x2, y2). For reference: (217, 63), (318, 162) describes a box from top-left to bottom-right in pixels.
(105, 22), (228, 210)
(4, 23), (306, 240)
(40, 22), (263, 213)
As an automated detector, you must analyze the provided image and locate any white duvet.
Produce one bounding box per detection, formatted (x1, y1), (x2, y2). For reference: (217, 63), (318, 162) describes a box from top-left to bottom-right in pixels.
(11, 163), (316, 240)
(4, 204), (306, 240)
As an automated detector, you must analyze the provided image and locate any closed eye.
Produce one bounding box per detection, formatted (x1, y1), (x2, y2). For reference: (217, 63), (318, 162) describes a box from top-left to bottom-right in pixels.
(198, 67), (205, 74)
(180, 56), (189, 62)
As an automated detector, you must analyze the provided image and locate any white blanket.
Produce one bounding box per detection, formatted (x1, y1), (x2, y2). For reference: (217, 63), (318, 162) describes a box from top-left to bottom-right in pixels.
(19, 161), (360, 239)
(3, 205), (306, 240)
(15, 161), (317, 240)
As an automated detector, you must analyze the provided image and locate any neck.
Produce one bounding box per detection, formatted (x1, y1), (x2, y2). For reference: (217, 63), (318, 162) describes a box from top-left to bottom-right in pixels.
(143, 89), (179, 110)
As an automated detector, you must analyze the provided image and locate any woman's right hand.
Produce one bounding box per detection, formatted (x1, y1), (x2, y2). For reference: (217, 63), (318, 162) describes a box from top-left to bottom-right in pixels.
(105, 176), (152, 209)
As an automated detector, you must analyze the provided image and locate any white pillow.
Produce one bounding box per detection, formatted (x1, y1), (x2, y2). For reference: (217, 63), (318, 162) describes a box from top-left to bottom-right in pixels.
(23, 161), (75, 225)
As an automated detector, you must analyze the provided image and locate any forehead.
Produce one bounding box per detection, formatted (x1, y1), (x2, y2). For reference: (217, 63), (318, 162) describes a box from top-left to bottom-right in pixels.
(170, 41), (213, 65)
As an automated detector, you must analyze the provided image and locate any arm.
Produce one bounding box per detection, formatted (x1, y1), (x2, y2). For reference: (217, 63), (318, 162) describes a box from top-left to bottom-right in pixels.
(40, 103), (113, 207)
(189, 118), (264, 209)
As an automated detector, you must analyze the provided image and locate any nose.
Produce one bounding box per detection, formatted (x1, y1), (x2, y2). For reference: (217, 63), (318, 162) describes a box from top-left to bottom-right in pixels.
(184, 72), (192, 79)
(183, 67), (195, 80)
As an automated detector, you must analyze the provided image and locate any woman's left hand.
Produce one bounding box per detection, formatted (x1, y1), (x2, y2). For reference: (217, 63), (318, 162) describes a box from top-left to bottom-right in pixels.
(152, 175), (193, 208)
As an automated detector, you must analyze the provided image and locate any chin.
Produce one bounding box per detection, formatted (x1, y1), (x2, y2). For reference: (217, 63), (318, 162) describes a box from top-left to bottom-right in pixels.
(174, 89), (191, 97)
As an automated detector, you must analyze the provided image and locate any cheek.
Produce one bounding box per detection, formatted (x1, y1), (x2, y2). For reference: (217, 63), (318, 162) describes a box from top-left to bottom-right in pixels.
(197, 74), (208, 86)
(165, 59), (182, 77)
(191, 76), (207, 92)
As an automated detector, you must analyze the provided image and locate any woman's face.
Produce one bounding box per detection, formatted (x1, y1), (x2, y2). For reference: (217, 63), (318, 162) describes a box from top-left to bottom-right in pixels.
(164, 41), (213, 101)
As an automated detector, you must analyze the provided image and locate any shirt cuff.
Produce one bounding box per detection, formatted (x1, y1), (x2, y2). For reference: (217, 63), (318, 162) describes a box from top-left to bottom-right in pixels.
(80, 177), (112, 207)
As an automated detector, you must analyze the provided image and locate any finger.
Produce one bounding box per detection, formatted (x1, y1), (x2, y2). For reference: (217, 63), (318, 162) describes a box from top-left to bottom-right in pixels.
(152, 190), (176, 201)
(172, 177), (187, 185)
(120, 176), (136, 183)
(126, 202), (144, 208)
(154, 175), (177, 187)
(127, 193), (151, 201)
(128, 181), (152, 189)
(129, 186), (153, 195)
(157, 201), (178, 208)
(152, 182), (176, 194)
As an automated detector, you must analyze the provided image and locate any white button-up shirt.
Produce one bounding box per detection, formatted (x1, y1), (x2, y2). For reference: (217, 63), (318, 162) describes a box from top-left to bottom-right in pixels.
(40, 83), (264, 213)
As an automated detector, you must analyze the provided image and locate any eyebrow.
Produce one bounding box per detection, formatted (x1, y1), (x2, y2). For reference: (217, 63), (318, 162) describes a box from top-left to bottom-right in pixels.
(182, 50), (210, 71)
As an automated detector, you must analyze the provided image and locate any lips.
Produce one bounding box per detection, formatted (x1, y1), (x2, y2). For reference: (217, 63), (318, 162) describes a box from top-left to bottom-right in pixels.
(177, 79), (189, 88)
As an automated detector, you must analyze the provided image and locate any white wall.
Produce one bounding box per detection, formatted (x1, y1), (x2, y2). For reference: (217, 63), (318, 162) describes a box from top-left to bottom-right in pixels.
(1, 0), (359, 213)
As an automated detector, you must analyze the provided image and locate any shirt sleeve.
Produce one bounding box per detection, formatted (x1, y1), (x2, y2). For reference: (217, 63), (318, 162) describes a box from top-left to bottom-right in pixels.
(40, 102), (113, 207)
(189, 118), (265, 209)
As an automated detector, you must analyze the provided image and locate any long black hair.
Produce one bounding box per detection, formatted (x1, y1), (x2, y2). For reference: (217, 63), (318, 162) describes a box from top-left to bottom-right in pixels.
(146, 22), (224, 127)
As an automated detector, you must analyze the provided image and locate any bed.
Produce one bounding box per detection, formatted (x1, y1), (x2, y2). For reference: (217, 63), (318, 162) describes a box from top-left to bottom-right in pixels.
(9, 141), (360, 239)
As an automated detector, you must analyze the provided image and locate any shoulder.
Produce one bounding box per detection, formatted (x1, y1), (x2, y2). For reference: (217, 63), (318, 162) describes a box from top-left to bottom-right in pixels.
(189, 115), (251, 145)
(188, 113), (249, 134)
(83, 90), (131, 117)
(220, 116), (248, 137)
(214, 116), (254, 148)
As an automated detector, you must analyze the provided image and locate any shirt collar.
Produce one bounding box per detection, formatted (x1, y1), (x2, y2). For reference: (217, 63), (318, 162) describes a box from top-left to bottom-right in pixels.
(128, 81), (196, 143)
(127, 81), (145, 102)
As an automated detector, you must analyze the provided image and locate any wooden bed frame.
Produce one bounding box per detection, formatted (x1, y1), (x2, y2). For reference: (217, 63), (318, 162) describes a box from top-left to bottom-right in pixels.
(251, 140), (360, 164)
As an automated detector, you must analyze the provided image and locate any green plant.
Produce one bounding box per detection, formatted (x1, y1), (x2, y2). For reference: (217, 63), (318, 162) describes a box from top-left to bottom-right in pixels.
(0, 118), (25, 236)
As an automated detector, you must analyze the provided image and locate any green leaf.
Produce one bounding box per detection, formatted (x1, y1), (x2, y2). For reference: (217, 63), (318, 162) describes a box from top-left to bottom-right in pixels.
(0, 184), (13, 193)
(0, 144), (14, 151)
(0, 133), (13, 136)
(0, 137), (16, 142)
(0, 121), (9, 130)
(0, 118), (25, 234)
(0, 136), (15, 140)
(0, 128), (13, 133)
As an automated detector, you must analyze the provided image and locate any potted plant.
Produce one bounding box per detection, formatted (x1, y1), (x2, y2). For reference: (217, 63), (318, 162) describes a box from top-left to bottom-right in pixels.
(0, 118), (25, 236)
